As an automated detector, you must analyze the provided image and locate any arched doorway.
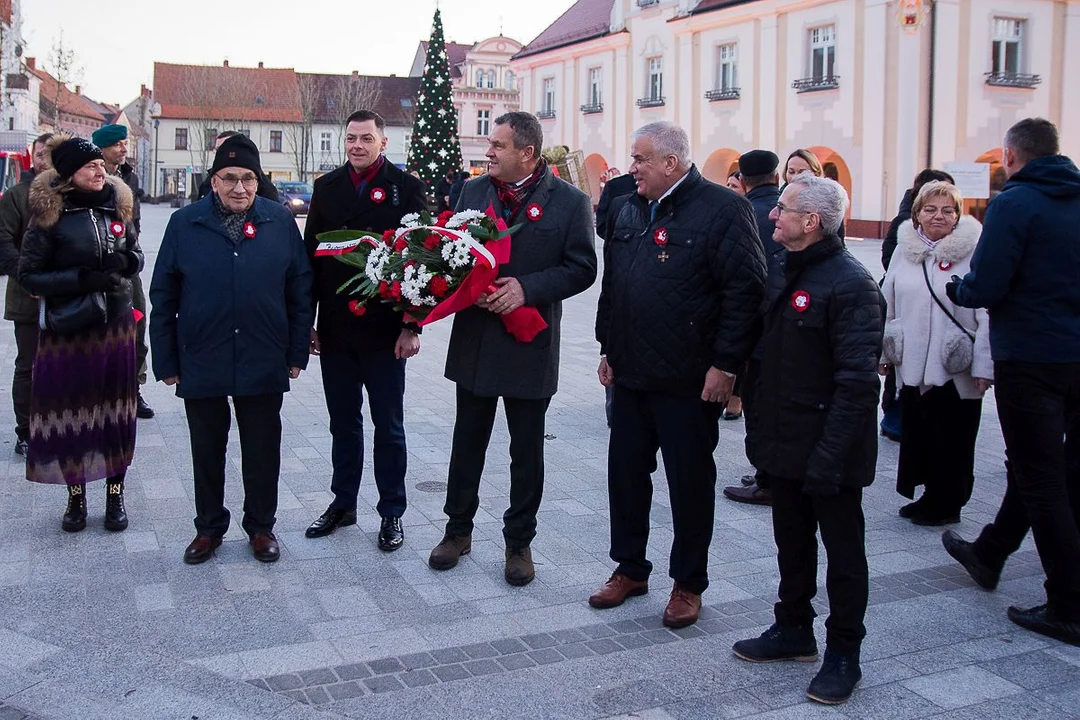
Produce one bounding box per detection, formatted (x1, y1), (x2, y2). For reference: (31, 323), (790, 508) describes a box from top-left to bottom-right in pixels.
(702, 148), (741, 184)
(967, 148), (1005, 222)
(583, 153), (610, 204)
(806, 146), (853, 217)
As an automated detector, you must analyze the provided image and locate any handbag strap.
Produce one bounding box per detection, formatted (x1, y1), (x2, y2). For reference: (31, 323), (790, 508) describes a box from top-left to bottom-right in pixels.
(922, 260), (975, 341)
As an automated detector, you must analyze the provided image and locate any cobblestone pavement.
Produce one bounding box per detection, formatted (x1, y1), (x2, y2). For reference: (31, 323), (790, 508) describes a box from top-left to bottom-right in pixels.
(0, 205), (1078, 719)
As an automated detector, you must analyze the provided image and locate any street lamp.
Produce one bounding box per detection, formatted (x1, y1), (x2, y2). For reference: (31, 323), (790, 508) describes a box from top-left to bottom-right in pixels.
(153, 119), (160, 199)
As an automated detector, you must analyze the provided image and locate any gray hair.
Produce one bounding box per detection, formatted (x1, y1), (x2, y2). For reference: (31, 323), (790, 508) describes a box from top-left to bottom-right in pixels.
(788, 174), (848, 234)
(632, 122), (691, 169)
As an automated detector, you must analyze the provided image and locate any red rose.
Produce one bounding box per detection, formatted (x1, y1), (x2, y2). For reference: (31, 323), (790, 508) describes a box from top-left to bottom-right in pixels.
(391, 281), (403, 301)
(423, 233), (441, 251)
(435, 210), (454, 227)
(347, 299), (367, 316)
(382, 229), (396, 244)
(394, 236), (408, 252)
(430, 276), (450, 298)
(379, 281), (391, 299)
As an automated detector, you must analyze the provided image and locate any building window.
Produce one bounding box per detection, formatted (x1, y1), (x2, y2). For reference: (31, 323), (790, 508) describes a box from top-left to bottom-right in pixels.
(505, 71), (516, 91)
(204, 128), (218, 151)
(269, 130), (283, 152)
(476, 69), (484, 87)
(992, 18), (1023, 75)
(717, 44), (738, 92)
(589, 67), (603, 106)
(477, 109), (490, 136)
(486, 71), (495, 89)
(541, 77), (556, 117)
(237, 128), (250, 138)
(320, 132), (332, 152)
(647, 57), (663, 101)
(809, 25), (836, 80)
(174, 128), (188, 151)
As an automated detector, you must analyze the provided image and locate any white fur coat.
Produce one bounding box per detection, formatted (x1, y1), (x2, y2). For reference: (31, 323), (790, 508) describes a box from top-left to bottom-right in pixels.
(881, 215), (993, 399)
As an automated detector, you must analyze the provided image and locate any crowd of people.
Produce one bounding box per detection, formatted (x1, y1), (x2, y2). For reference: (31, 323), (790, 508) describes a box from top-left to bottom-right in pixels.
(1, 109), (1078, 707)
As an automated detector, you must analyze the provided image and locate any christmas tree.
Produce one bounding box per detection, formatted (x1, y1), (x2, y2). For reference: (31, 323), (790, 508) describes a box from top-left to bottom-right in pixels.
(408, 9), (464, 187)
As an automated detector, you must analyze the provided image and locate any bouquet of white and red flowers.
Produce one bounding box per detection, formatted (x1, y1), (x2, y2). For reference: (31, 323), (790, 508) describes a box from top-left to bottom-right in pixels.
(314, 207), (547, 342)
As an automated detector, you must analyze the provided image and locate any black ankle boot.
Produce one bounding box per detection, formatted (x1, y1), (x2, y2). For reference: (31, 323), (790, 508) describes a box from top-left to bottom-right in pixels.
(104, 479), (128, 532)
(62, 484), (87, 533)
(806, 648), (862, 704)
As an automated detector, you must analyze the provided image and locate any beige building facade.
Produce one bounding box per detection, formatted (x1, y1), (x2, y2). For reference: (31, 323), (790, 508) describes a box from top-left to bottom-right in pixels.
(511, 0), (1080, 235)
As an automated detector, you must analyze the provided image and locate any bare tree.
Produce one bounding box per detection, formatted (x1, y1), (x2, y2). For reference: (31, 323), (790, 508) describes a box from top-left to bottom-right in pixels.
(329, 73), (383, 127)
(174, 66), (267, 174)
(46, 30), (81, 131)
(286, 72), (318, 181)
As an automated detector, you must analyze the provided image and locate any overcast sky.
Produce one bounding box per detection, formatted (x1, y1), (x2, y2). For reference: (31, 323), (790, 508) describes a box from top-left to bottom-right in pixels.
(22, 0), (576, 106)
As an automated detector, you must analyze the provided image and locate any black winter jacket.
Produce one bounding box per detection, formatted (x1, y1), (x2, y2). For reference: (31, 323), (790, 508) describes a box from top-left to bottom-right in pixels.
(745, 183), (782, 262)
(0, 169), (37, 322)
(881, 189), (914, 272)
(746, 234), (885, 489)
(596, 166), (767, 395)
(18, 172), (143, 323)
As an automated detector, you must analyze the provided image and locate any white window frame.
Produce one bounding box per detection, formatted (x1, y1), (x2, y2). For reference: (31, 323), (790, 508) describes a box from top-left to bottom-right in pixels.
(647, 57), (664, 100)
(505, 71), (516, 91)
(476, 109), (491, 137)
(486, 71), (495, 89)
(542, 77), (556, 114)
(716, 43), (738, 91)
(991, 17), (1024, 74)
(319, 131), (332, 153)
(588, 67), (603, 106)
(808, 24), (836, 80)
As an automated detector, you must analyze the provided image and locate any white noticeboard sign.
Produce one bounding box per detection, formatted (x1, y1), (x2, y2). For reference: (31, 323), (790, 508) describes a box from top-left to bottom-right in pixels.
(943, 162), (991, 200)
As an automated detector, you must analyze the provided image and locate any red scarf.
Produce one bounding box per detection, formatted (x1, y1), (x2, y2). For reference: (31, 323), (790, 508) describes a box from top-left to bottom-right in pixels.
(492, 159), (547, 219)
(349, 155), (386, 193)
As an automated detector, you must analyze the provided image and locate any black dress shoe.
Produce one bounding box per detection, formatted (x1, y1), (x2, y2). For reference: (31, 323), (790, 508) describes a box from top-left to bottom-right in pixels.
(305, 507), (357, 538)
(941, 530), (1000, 590)
(14, 438), (28, 456)
(1007, 604), (1080, 647)
(184, 535), (222, 564)
(378, 516), (404, 551)
(250, 532), (280, 563)
(898, 499), (923, 518)
(136, 392), (154, 419)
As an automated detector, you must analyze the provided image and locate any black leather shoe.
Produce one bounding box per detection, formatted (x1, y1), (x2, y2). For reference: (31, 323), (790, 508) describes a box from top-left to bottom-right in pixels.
(1007, 604), (1080, 647)
(378, 516), (404, 552)
(305, 507), (357, 538)
(14, 438), (28, 456)
(733, 623), (818, 663)
(136, 392), (154, 419)
(941, 530), (1000, 590)
(183, 535), (222, 564)
(250, 532), (280, 563)
(62, 484), (87, 533)
(104, 480), (128, 532)
(806, 649), (862, 704)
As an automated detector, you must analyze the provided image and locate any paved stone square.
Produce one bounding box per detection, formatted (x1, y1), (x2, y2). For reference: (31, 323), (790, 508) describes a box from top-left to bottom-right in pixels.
(0, 205), (1077, 719)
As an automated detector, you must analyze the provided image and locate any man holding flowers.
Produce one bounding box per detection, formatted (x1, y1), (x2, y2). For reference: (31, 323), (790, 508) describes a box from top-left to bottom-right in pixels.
(427, 111), (598, 586)
(303, 110), (428, 552)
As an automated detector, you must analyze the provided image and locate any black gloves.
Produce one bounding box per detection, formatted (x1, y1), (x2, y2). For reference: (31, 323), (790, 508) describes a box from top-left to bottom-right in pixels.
(80, 269), (121, 292)
(100, 252), (130, 274)
(945, 274), (962, 304)
(803, 474), (840, 498)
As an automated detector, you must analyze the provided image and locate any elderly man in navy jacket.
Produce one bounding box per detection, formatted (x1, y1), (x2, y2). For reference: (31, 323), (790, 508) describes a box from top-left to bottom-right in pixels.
(150, 135), (312, 565)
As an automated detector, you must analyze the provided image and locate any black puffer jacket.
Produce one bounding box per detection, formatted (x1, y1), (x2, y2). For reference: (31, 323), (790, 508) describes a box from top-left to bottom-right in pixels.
(746, 234), (885, 489)
(18, 171), (143, 322)
(881, 189), (914, 272)
(596, 166), (767, 395)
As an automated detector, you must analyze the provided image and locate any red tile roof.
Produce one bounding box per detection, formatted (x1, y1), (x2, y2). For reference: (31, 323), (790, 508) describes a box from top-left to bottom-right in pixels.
(297, 73), (420, 127)
(152, 62), (302, 122)
(420, 41), (473, 78)
(27, 64), (106, 121)
(514, 0), (615, 59)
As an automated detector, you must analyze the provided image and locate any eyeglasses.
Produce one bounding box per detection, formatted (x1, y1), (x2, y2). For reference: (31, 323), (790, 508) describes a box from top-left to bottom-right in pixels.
(775, 203), (810, 216)
(215, 173), (258, 189)
(919, 206), (958, 219)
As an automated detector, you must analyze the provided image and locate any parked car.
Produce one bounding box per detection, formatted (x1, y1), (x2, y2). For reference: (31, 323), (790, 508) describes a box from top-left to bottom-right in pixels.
(274, 181), (313, 216)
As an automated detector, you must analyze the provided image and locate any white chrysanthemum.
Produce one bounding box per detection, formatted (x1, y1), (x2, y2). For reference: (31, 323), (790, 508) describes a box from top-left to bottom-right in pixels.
(447, 210), (486, 228)
(400, 213), (422, 228)
(365, 246), (391, 284)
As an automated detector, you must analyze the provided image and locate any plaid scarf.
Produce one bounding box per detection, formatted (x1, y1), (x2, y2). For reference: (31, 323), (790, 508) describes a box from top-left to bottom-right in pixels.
(491, 159), (547, 219)
(212, 191), (251, 243)
(350, 155), (386, 195)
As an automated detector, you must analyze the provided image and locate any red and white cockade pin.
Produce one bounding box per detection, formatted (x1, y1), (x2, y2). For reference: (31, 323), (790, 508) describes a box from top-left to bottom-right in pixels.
(654, 228), (669, 246)
(939, 261), (953, 272)
(370, 187), (386, 203)
(526, 203), (543, 221)
(791, 290), (811, 312)
(242, 221), (257, 239)
(109, 221), (125, 237)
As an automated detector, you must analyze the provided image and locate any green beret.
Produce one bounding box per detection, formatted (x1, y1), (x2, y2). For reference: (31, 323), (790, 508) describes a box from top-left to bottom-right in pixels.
(91, 124), (128, 148)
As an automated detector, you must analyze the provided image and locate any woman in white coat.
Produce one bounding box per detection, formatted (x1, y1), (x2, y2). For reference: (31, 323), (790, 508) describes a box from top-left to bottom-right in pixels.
(880, 181), (993, 526)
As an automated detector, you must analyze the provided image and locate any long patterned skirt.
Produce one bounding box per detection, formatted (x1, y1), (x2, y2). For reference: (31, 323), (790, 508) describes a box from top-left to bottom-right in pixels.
(26, 312), (138, 485)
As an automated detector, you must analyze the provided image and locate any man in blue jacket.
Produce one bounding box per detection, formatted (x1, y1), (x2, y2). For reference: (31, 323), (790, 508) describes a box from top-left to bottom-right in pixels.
(150, 135), (313, 565)
(946, 117), (1080, 646)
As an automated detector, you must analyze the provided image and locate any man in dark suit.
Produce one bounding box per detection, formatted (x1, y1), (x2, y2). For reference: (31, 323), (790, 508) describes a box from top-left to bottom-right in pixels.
(427, 111), (598, 585)
(303, 110), (428, 551)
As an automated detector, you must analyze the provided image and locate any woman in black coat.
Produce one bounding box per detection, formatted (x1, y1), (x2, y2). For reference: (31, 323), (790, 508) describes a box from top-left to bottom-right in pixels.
(18, 137), (142, 533)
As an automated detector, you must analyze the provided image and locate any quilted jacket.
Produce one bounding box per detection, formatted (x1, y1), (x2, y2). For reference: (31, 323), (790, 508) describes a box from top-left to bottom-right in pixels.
(595, 166), (767, 395)
(746, 234), (885, 489)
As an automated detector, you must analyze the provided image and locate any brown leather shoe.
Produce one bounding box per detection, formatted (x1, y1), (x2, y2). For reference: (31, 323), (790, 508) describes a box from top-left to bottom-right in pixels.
(589, 573), (649, 609)
(249, 532), (280, 563)
(183, 535), (222, 565)
(504, 546), (535, 586)
(428, 533), (472, 570)
(662, 583), (702, 628)
(723, 482), (773, 506)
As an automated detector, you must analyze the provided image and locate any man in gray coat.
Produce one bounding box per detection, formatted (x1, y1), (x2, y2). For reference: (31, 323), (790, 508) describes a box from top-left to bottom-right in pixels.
(428, 111), (598, 585)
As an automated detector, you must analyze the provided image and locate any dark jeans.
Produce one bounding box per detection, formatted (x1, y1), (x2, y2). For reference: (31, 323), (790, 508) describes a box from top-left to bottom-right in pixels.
(607, 386), (722, 595)
(983, 361), (1080, 620)
(897, 382), (982, 515)
(320, 348), (407, 517)
(131, 273), (148, 385)
(444, 385), (550, 548)
(185, 393), (283, 538)
(770, 475), (868, 654)
(12, 322), (38, 441)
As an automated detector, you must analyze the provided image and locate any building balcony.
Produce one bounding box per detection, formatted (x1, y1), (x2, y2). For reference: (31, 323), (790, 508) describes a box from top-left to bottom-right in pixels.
(536, 109), (556, 120)
(705, 88), (741, 102)
(580, 103), (604, 115)
(792, 75), (840, 93)
(984, 72), (1041, 88)
(636, 96), (666, 108)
